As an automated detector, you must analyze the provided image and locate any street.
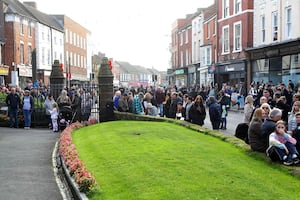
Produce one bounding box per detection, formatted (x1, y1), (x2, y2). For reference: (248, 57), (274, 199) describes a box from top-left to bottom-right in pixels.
(203, 108), (244, 136)
(0, 127), (62, 200)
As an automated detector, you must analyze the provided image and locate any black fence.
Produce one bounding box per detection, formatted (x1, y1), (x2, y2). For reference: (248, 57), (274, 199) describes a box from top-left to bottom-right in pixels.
(0, 84), (100, 128)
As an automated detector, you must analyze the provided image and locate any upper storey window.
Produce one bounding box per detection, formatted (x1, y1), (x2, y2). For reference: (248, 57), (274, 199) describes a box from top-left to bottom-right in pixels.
(272, 11), (278, 41)
(223, 0), (229, 18)
(234, 0), (242, 14)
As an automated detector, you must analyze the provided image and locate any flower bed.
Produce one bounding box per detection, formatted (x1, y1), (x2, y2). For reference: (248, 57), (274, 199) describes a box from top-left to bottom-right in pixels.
(59, 122), (97, 193)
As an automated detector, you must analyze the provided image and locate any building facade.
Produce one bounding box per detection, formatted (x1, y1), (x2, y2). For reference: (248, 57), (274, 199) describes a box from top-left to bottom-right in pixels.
(191, 9), (204, 86)
(24, 2), (64, 86)
(246, 0), (300, 86)
(3, 0), (36, 87)
(52, 15), (90, 87)
(0, 1), (7, 85)
(200, 2), (217, 87)
(170, 15), (194, 87)
(216, 0), (254, 88)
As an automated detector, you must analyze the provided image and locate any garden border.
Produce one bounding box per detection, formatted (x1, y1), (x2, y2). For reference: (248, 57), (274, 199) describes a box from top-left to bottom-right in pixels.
(58, 111), (300, 198)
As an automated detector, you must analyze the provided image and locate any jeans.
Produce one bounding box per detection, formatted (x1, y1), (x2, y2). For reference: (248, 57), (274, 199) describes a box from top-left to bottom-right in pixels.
(275, 141), (298, 161)
(9, 108), (18, 127)
(157, 103), (163, 116)
(23, 109), (31, 128)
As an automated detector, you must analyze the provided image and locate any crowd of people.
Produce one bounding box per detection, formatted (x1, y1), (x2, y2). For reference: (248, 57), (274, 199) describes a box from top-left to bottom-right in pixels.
(114, 79), (300, 166)
(242, 80), (300, 166)
(2, 79), (300, 166)
(0, 84), (96, 132)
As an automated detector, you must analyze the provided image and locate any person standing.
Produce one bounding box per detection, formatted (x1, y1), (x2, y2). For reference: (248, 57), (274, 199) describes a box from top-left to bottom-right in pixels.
(49, 102), (59, 132)
(71, 90), (82, 122)
(44, 94), (55, 129)
(155, 87), (165, 117)
(118, 93), (129, 112)
(208, 96), (221, 130)
(244, 95), (254, 124)
(132, 92), (145, 115)
(189, 95), (206, 126)
(5, 87), (21, 128)
(22, 90), (34, 129)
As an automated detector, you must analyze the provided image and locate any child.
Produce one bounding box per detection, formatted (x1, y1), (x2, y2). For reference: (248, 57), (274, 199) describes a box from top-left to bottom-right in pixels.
(49, 102), (59, 132)
(220, 104), (227, 130)
(268, 120), (299, 166)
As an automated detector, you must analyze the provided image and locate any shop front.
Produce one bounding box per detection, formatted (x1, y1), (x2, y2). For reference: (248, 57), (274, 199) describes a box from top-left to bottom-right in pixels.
(174, 67), (187, 87)
(246, 38), (300, 86)
(0, 65), (9, 85)
(187, 65), (196, 87)
(216, 59), (246, 87)
(18, 65), (32, 89)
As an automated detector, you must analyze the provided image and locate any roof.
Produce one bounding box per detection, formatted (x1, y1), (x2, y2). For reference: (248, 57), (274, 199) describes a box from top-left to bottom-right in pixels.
(116, 61), (150, 74)
(204, 3), (217, 21)
(3, 0), (35, 20)
(23, 4), (64, 32)
(3, 0), (63, 32)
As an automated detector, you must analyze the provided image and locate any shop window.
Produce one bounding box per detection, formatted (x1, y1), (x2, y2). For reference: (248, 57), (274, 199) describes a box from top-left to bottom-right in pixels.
(293, 55), (299, 63)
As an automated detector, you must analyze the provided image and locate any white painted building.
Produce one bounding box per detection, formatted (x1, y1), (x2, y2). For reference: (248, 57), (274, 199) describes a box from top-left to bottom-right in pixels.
(23, 3), (64, 85)
(192, 11), (204, 65)
(247, 0), (300, 85)
(253, 0), (300, 47)
(35, 23), (64, 82)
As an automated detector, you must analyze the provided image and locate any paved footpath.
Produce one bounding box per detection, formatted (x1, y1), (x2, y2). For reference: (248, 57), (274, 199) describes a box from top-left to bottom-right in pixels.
(0, 127), (63, 200)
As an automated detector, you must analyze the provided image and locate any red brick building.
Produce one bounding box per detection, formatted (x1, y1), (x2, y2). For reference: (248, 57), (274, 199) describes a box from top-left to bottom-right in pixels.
(216, 0), (253, 88)
(170, 15), (194, 86)
(201, 2), (217, 86)
(2, 0), (36, 86)
(52, 15), (90, 87)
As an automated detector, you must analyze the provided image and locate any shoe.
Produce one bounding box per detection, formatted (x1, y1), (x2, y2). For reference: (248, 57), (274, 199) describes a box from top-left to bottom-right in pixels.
(283, 155), (288, 161)
(283, 160), (294, 166)
(293, 158), (300, 165)
(292, 154), (298, 159)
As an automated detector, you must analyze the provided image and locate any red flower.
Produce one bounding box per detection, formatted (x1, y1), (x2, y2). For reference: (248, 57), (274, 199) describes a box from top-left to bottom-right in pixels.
(59, 122), (97, 193)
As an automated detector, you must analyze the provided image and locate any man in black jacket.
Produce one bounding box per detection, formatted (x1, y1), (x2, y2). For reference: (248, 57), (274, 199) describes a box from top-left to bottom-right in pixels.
(208, 96), (221, 130)
(5, 87), (21, 128)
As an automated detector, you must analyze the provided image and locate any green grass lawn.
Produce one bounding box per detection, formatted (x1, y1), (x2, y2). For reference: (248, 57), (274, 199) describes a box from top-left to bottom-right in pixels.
(72, 121), (300, 200)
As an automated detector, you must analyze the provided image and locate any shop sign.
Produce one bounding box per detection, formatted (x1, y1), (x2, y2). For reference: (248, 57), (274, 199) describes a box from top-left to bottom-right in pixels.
(0, 66), (9, 75)
(175, 69), (185, 75)
(225, 66), (235, 72)
(18, 65), (32, 77)
(219, 62), (245, 73)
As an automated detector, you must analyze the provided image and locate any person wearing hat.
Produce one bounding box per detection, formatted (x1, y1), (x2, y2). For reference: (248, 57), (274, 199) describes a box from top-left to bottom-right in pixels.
(22, 90), (34, 129)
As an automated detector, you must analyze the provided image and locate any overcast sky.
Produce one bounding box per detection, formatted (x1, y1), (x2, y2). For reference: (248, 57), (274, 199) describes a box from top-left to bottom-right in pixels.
(27, 0), (214, 71)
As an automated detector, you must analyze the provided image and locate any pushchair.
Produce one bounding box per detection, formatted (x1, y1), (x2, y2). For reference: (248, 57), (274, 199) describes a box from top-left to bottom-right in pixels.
(58, 105), (74, 131)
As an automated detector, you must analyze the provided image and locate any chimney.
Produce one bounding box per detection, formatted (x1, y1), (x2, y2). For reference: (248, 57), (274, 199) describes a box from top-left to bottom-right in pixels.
(23, 1), (37, 9)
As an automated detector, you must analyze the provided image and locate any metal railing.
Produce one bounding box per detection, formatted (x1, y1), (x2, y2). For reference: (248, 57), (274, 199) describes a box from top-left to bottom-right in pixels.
(0, 84), (100, 128)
